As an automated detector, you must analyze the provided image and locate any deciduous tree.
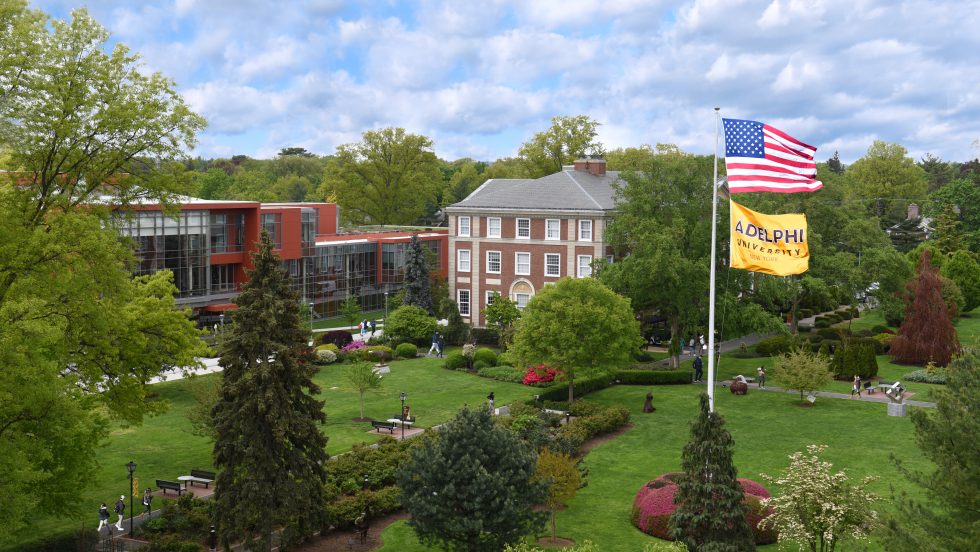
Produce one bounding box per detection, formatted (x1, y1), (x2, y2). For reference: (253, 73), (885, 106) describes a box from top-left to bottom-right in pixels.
(483, 291), (521, 350)
(761, 445), (879, 552)
(346, 362), (383, 421)
(844, 141), (927, 222)
(212, 232), (328, 550)
(771, 348), (834, 402)
(532, 449), (584, 544)
(511, 278), (642, 402)
(318, 127), (441, 225)
(396, 406), (546, 551)
(517, 115), (603, 177)
(341, 293), (362, 330)
(669, 394), (756, 551)
(940, 250), (980, 313)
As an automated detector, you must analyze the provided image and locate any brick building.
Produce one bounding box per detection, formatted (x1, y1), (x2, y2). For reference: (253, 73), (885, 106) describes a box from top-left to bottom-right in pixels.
(445, 159), (619, 327)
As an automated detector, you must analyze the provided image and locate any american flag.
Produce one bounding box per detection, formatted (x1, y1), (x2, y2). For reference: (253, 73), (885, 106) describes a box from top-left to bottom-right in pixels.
(722, 118), (822, 193)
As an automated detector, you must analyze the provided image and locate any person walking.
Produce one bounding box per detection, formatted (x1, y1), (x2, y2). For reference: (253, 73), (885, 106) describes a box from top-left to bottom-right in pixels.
(370, 319), (377, 336)
(851, 374), (862, 399)
(757, 366), (766, 389)
(113, 495), (125, 531)
(142, 488), (153, 516)
(97, 503), (110, 531)
(693, 355), (704, 383)
(437, 333), (445, 358)
(428, 330), (439, 356)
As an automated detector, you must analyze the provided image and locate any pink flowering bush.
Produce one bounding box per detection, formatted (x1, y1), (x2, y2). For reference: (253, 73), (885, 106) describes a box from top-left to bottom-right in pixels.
(631, 473), (776, 544)
(522, 364), (560, 385)
(342, 341), (366, 353)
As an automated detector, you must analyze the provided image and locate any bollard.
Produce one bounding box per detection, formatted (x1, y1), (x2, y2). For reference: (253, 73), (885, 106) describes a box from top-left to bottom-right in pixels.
(209, 525), (217, 551)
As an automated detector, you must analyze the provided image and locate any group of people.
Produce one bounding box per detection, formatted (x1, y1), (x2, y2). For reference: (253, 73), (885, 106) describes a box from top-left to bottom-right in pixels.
(359, 319), (377, 337)
(97, 490), (153, 532)
(428, 331), (445, 357)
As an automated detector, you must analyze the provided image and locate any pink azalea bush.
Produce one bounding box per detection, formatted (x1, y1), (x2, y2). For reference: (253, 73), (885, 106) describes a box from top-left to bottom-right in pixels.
(522, 364), (560, 385)
(342, 340), (366, 352)
(631, 473), (776, 544)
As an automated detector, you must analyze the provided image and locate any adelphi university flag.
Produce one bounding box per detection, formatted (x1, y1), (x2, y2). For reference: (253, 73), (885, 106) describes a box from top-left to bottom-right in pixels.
(730, 200), (809, 276)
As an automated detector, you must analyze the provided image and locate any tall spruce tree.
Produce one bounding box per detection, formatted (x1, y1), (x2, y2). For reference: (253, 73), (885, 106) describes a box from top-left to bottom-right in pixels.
(212, 232), (328, 550)
(396, 406), (547, 551)
(402, 233), (435, 314)
(669, 394), (755, 551)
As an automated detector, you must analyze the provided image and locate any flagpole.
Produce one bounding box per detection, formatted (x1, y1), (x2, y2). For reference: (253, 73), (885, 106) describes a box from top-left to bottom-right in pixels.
(707, 107), (721, 412)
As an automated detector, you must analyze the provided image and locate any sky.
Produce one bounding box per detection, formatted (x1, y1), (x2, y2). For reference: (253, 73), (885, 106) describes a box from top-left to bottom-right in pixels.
(32, 0), (980, 164)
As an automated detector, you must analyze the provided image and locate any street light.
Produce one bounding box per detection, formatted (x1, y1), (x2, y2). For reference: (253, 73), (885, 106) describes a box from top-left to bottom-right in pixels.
(126, 461), (136, 536)
(308, 302), (315, 347)
(218, 313), (224, 332)
(384, 291), (389, 329)
(363, 474), (369, 490)
(399, 392), (407, 439)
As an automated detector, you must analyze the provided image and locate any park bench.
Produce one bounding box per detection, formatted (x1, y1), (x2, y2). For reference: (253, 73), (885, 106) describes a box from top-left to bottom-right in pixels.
(178, 469), (216, 489)
(156, 479), (183, 496)
(371, 420), (396, 433)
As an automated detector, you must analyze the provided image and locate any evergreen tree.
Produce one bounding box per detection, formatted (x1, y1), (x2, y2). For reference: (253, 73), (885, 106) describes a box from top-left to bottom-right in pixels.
(396, 406), (547, 551)
(890, 250), (960, 366)
(402, 233), (435, 314)
(669, 394), (756, 551)
(932, 204), (965, 254)
(827, 150), (844, 174)
(212, 232), (328, 550)
(883, 349), (980, 551)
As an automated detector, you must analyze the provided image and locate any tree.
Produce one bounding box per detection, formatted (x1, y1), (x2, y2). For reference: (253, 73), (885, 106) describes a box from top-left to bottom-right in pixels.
(385, 305), (437, 346)
(532, 449), (583, 544)
(882, 349), (980, 551)
(606, 145), (656, 171)
(827, 150), (844, 174)
(761, 445), (879, 552)
(941, 250), (980, 313)
(0, 4), (207, 541)
(185, 374), (222, 440)
(483, 292), (521, 350)
(771, 348), (834, 402)
(212, 232), (328, 550)
(511, 278), (642, 402)
(517, 115), (603, 177)
(396, 406), (547, 551)
(341, 293), (362, 330)
(194, 168), (235, 199)
(929, 177), (980, 251)
(346, 362), (383, 421)
(669, 394), (756, 551)
(918, 153), (958, 192)
(403, 234), (435, 314)
(932, 204), (965, 255)
(318, 127), (441, 225)
(844, 141), (927, 222)
(890, 250), (960, 366)
(279, 147), (316, 157)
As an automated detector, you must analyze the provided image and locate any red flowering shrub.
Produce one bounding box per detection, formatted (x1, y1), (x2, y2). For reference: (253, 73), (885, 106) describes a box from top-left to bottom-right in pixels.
(631, 473), (775, 544)
(522, 364), (560, 385)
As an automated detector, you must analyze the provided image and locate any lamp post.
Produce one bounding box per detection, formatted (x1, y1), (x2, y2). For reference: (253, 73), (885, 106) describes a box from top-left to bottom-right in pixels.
(308, 302), (315, 347)
(126, 460), (136, 536)
(219, 313), (224, 333)
(363, 474), (369, 490)
(384, 291), (389, 329)
(399, 392), (407, 439)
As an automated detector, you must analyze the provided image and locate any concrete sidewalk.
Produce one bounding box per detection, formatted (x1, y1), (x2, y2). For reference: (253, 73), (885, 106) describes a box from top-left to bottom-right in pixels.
(708, 381), (937, 408)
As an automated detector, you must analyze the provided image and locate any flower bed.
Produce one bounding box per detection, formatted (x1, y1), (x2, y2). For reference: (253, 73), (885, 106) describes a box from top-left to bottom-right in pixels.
(631, 473), (776, 544)
(522, 364), (560, 385)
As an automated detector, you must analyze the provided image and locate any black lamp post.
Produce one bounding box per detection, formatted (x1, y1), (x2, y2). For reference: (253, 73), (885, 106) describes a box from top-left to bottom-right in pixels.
(308, 302), (315, 346)
(363, 474), (369, 490)
(384, 291), (389, 328)
(399, 392), (407, 439)
(126, 460), (136, 536)
(219, 313), (224, 332)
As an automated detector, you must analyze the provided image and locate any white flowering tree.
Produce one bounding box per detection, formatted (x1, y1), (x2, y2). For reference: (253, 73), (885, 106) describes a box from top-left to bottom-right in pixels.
(761, 445), (879, 551)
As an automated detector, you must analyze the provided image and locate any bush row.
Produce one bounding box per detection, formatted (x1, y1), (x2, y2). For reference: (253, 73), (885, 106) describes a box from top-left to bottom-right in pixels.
(477, 365), (525, 384)
(902, 369), (948, 384)
(536, 373), (615, 401)
(614, 369), (692, 385)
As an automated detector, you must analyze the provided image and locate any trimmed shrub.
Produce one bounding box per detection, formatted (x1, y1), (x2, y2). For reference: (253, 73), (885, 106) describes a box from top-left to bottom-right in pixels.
(444, 352), (468, 371)
(902, 369), (948, 384)
(477, 365), (525, 384)
(496, 351), (516, 367)
(315, 349), (337, 364)
(394, 342), (418, 359)
(633, 350), (656, 362)
(838, 310), (853, 320)
(317, 330), (353, 348)
(818, 339), (840, 356)
(849, 336), (884, 355)
(832, 342), (879, 379)
(818, 327), (847, 340)
(472, 360), (490, 371)
(615, 370), (692, 385)
(472, 347), (498, 367)
(536, 373), (614, 401)
(385, 305), (437, 346)
(469, 327), (500, 345)
(872, 324), (894, 334)
(873, 332), (895, 353)
(798, 308), (814, 318)
(360, 345), (393, 362)
(857, 329), (873, 337)
(755, 335), (804, 356)
(316, 343), (339, 352)
(814, 319), (831, 329)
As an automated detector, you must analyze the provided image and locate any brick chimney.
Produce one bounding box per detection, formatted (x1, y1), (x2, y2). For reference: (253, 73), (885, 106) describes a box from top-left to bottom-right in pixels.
(573, 158), (606, 176)
(907, 203), (920, 220)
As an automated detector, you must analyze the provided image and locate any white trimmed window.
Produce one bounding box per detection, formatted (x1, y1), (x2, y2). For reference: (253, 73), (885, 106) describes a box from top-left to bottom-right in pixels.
(578, 219), (593, 241)
(486, 291), (498, 306)
(486, 251), (501, 274)
(457, 216), (471, 237)
(457, 289), (470, 316)
(457, 249), (471, 272)
(545, 253), (561, 277)
(516, 218), (531, 239)
(515, 293), (530, 309)
(577, 255), (593, 278)
(545, 219), (561, 240)
(515, 252), (530, 275)
(487, 217), (501, 238)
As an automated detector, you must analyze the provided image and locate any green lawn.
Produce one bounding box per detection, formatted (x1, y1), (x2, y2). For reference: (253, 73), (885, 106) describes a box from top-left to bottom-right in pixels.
(312, 309), (386, 330)
(21, 356), (533, 550)
(378, 384), (932, 551)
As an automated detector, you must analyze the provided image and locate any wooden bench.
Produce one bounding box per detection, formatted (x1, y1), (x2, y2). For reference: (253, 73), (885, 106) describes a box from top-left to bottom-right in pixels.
(156, 479), (183, 496)
(371, 420), (396, 433)
(187, 469), (215, 488)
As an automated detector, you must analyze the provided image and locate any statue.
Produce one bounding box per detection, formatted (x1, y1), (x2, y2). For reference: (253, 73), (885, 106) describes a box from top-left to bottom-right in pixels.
(642, 392), (656, 413)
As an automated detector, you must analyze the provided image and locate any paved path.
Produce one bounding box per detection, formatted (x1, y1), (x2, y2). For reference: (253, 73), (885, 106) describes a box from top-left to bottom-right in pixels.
(711, 381), (937, 408)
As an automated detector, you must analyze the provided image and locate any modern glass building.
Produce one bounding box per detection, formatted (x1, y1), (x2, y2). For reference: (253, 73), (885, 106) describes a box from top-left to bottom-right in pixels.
(112, 198), (447, 323)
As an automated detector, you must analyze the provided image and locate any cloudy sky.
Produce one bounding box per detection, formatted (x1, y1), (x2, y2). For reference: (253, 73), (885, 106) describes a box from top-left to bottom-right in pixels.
(33, 0), (980, 163)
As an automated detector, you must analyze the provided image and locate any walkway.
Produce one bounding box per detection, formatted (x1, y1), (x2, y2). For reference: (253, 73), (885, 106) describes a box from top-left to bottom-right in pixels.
(725, 382), (937, 408)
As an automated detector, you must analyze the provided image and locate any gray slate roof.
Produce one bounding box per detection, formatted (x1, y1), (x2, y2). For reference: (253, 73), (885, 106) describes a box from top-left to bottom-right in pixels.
(449, 168), (621, 212)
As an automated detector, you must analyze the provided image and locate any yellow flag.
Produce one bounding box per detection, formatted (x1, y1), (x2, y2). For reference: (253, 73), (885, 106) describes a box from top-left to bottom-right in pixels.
(730, 200), (809, 276)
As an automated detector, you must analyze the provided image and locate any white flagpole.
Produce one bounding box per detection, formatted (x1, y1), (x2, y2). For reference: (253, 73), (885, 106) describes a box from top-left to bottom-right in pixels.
(707, 107), (721, 412)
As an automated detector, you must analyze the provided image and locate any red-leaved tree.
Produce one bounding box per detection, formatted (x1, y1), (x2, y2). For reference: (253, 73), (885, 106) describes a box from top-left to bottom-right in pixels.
(890, 250), (960, 366)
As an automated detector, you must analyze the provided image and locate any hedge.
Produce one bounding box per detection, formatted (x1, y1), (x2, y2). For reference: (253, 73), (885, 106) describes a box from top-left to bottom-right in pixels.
(832, 342), (878, 379)
(615, 370), (692, 385)
(817, 327), (849, 340)
(473, 347), (498, 367)
(317, 330), (354, 348)
(848, 336), (884, 355)
(394, 342), (418, 359)
(814, 319), (831, 329)
(536, 373), (615, 401)
(755, 335), (807, 356)
(902, 369), (948, 384)
(444, 352), (468, 371)
(469, 327), (500, 345)
(477, 365), (525, 384)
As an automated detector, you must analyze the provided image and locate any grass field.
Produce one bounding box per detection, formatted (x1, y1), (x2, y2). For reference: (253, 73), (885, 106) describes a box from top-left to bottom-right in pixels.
(377, 383), (931, 551)
(312, 308), (387, 330)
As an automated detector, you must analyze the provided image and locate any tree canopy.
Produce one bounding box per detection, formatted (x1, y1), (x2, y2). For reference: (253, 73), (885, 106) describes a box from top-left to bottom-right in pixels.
(517, 115), (603, 177)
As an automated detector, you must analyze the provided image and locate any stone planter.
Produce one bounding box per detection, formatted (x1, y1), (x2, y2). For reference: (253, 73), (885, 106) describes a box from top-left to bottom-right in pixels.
(887, 402), (907, 417)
